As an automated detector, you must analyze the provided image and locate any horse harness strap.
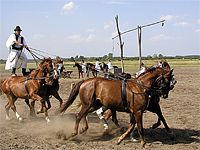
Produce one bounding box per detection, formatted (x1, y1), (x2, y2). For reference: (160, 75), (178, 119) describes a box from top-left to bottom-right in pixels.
(121, 79), (128, 111)
(24, 76), (30, 97)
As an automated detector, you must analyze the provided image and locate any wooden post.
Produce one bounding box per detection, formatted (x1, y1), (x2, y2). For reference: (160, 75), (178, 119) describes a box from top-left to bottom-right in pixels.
(115, 15), (125, 73)
(137, 26), (142, 69)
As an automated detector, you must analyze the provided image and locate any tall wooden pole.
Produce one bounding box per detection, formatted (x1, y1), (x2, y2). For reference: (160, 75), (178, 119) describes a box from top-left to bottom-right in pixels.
(137, 26), (142, 68)
(115, 15), (125, 73)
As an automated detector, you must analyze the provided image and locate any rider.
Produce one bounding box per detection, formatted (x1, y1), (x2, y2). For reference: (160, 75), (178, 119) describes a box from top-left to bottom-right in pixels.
(135, 62), (146, 78)
(55, 56), (64, 76)
(81, 60), (86, 73)
(5, 26), (29, 76)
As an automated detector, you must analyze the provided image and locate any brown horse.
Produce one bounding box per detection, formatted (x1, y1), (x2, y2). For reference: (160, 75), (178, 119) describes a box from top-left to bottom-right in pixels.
(0, 58), (55, 123)
(24, 58), (63, 117)
(60, 66), (173, 147)
(103, 61), (175, 131)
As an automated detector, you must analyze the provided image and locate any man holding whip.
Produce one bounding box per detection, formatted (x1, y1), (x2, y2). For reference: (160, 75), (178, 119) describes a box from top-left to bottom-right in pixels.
(5, 26), (29, 76)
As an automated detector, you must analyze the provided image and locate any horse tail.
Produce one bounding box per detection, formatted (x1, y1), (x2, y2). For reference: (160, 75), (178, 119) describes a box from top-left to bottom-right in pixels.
(60, 80), (85, 113)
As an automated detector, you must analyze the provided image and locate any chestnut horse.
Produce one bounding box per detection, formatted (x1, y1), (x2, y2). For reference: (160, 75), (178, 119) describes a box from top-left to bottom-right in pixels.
(0, 58), (55, 123)
(60, 67), (173, 147)
(103, 61), (176, 132)
(25, 58), (63, 117)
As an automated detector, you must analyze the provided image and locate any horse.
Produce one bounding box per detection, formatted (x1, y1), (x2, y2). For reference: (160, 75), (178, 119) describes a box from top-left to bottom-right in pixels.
(0, 58), (55, 123)
(100, 62), (108, 73)
(103, 61), (176, 132)
(73, 62), (84, 79)
(25, 58), (64, 117)
(85, 62), (97, 77)
(59, 66), (174, 147)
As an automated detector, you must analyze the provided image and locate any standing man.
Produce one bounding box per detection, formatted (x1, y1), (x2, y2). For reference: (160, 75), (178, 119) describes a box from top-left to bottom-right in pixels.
(107, 59), (114, 73)
(5, 26), (29, 76)
(95, 58), (101, 71)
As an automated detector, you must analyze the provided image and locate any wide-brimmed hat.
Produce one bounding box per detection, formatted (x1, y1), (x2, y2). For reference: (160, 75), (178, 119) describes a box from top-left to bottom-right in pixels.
(14, 26), (22, 31)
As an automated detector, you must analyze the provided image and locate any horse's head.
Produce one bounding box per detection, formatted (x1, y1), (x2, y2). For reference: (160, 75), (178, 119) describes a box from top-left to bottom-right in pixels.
(155, 69), (176, 99)
(38, 58), (56, 85)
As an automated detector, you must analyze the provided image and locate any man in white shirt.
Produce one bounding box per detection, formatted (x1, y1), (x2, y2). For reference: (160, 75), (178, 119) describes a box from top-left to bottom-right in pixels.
(81, 60), (86, 73)
(95, 58), (101, 71)
(135, 62), (147, 78)
(107, 59), (114, 73)
(5, 26), (29, 76)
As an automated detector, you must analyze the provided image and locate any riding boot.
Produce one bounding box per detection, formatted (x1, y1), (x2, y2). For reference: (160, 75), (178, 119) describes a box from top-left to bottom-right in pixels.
(22, 68), (27, 76)
(11, 67), (16, 76)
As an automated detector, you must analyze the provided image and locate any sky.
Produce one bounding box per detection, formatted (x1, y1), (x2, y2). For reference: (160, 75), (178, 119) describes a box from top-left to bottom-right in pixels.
(0, 0), (199, 59)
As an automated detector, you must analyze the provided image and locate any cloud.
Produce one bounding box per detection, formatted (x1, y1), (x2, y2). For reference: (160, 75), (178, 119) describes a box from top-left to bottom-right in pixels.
(62, 1), (75, 14)
(150, 34), (173, 41)
(160, 15), (178, 21)
(67, 33), (96, 43)
(67, 34), (83, 43)
(86, 34), (95, 42)
(104, 22), (114, 30)
(174, 21), (190, 27)
(87, 28), (96, 32)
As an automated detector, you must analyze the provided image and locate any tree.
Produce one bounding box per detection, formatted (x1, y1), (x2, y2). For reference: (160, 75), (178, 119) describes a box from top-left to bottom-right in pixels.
(108, 53), (113, 59)
(158, 54), (164, 58)
(79, 55), (85, 60)
(152, 54), (158, 58)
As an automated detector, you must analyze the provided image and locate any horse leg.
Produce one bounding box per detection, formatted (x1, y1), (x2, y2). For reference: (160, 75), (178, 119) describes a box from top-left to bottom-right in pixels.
(30, 100), (36, 115)
(152, 104), (170, 132)
(79, 71), (81, 79)
(117, 113), (136, 144)
(25, 99), (36, 117)
(30, 93), (50, 123)
(53, 92), (63, 108)
(71, 104), (91, 137)
(8, 96), (23, 122)
(111, 110), (120, 128)
(5, 102), (11, 120)
(96, 107), (109, 130)
(79, 114), (89, 134)
(42, 101), (50, 123)
(135, 111), (146, 147)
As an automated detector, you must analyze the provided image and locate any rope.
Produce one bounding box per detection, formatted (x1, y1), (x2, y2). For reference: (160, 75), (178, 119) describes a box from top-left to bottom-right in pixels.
(29, 47), (57, 57)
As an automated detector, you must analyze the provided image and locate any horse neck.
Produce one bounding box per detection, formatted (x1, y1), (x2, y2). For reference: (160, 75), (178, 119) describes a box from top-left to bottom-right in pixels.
(138, 69), (162, 88)
(30, 68), (44, 79)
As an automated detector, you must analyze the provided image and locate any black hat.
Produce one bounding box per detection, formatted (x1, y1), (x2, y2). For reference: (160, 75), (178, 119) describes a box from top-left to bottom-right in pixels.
(14, 26), (22, 31)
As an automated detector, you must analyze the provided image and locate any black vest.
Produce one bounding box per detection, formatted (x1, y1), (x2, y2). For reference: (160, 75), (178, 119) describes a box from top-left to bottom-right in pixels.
(12, 34), (24, 50)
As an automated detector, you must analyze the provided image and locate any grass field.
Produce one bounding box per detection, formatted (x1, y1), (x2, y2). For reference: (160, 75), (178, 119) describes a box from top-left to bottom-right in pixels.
(0, 58), (199, 75)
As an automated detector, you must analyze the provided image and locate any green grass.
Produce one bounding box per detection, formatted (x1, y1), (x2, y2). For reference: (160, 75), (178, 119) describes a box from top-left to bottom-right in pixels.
(0, 59), (199, 75)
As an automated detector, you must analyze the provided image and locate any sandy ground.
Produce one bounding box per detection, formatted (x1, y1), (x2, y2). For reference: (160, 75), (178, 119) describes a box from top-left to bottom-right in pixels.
(0, 67), (200, 150)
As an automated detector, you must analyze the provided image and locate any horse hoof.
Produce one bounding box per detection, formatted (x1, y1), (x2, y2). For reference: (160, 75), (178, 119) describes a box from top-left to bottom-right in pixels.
(45, 117), (51, 123)
(131, 137), (138, 143)
(141, 141), (146, 148)
(18, 117), (23, 122)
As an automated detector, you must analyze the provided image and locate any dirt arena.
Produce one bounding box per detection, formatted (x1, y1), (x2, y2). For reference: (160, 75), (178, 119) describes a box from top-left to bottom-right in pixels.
(0, 66), (199, 150)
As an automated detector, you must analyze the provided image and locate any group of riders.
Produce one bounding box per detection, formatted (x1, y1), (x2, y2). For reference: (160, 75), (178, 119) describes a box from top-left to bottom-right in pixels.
(2, 26), (176, 146)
